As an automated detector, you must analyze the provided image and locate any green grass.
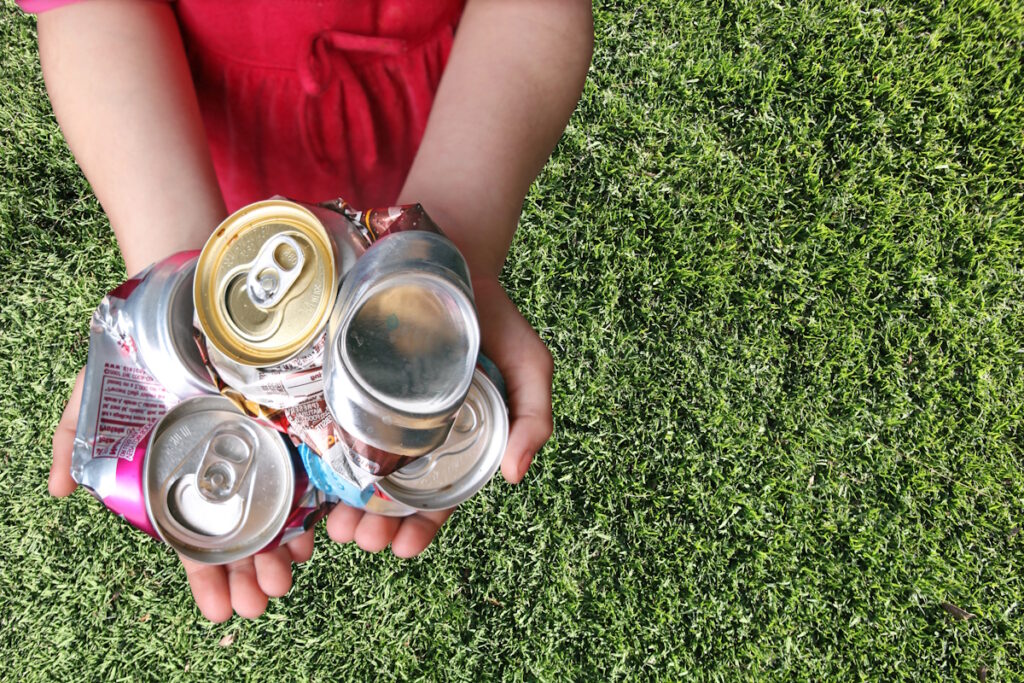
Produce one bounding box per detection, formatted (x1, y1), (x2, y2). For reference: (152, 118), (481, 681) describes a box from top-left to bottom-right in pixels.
(2, 0), (1023, 680)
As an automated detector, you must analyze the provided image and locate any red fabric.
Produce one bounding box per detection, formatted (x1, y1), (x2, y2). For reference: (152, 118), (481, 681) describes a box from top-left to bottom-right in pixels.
(175, 0), (465, 212)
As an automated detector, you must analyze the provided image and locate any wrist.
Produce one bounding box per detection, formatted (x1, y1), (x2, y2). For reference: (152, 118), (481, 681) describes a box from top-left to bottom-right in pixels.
(397, 174), (521, 281)
(469, 272), (504, 300)
(397, 197), (513, 282)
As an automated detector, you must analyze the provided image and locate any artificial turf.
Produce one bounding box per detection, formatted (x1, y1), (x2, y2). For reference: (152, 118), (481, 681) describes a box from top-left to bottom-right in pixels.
(2, 0), (1023, 680)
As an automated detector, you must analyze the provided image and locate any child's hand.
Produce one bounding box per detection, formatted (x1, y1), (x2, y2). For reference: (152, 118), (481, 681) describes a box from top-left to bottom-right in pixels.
(325, 505), (453, 557)
(50, 368), (314, 622)
(473, 276), (554, 485)
(325, 275), (553, 555)
(176, 531), (314, 622)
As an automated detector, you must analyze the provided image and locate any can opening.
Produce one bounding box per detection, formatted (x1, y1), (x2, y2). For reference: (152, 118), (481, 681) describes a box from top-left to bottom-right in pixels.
(245, 233), (307, 309)
(221, 230), (319, 344)
(195, 426), (256, 503)
(375, 370), (509, 511)
(166, 475), (247, 537)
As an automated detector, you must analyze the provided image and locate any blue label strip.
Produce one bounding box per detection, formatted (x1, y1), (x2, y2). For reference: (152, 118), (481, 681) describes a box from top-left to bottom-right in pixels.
(297, 444), (373, 509)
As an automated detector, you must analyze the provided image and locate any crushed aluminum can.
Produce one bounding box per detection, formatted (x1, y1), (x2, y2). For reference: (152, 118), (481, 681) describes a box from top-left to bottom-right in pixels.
(125, 251), (214, 399)
(323, 229), (480, 476)
(73, 395), (325, 562)
(193, 198), (367, 409)
(73, 252), (214, 488)
(142, 395), (323, 564)
(192, 200), (484, 494)
(307, 367), (508, 515)
(72, 256), (327, 560)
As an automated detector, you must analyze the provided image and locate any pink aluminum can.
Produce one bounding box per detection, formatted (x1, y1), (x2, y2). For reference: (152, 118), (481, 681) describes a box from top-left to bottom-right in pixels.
(76, 395), (324, 563)
(72, 253), (327, 562)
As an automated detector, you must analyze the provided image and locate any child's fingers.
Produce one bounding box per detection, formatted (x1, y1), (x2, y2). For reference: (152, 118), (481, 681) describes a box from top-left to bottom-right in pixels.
(286, 527), (316, 563)
(474, 281), (554, 485)
(226, 559), (269, 619)
(253, 546), (294, 598)
(180, 557), (233, 623)
(326, 503), (364, 544)
(50, 368), (85, 497)
(502, 394), (553, 484)
(354, 513), (401, 553)
(494, 337), (554, 484)
(391, 509), (452, 558)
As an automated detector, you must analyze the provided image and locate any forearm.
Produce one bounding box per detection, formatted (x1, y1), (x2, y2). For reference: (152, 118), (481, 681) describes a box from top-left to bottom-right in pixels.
(397, 0), (593, 279)
(38, 0), (225, 275)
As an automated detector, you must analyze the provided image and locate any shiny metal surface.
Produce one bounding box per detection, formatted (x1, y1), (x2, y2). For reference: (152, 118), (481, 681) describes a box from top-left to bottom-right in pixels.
(73, 251), (206, 497)
(143, 395), (295, 564)
(245, 233), (307, 308)
(324, 231), (480, 460)
(376, 369), (508, 511)
(128, 251), (212, 398)
(346, 279), (474, 410)
(305, 202), (370, 279)
(194, 200), (337, 367)
(363, 489), (417, 516)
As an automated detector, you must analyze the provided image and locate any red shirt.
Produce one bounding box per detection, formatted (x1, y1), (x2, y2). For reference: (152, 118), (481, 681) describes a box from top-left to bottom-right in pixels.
(22, 0), (466, 211)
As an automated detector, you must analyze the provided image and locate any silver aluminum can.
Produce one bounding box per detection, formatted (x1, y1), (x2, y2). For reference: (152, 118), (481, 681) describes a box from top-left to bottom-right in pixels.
(305, 368), (508, 514)
(361, 490), (417, 516)
(375, 367), (508, 511)
(126, 251), (213, 398)
(142, 395), (300, 564)
(323, 230), (480, 470)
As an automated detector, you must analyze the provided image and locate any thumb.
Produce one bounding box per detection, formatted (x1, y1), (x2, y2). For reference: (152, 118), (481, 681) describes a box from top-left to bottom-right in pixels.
(50, 368), (84, 497)
(473, 279), (554, 485)
(499, 338), (554, 484)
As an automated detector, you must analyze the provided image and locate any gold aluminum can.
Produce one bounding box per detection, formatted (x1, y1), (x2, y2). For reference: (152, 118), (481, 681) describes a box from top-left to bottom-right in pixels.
(194, 200), (337, 367)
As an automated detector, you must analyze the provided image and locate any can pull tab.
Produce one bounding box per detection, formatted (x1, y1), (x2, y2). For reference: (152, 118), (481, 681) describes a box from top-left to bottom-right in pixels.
(195, 425), (256, 503)
(246, 234), (306, 309)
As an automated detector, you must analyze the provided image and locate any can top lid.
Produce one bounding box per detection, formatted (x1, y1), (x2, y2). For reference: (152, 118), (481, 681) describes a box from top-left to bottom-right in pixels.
(143, 395), (295, 565)
(194, 200), (337, 366)
(376, 369), (508, 510)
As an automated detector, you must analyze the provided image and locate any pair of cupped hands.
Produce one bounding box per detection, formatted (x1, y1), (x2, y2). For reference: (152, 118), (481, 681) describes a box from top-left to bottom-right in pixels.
(49, 276), (552, 622)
